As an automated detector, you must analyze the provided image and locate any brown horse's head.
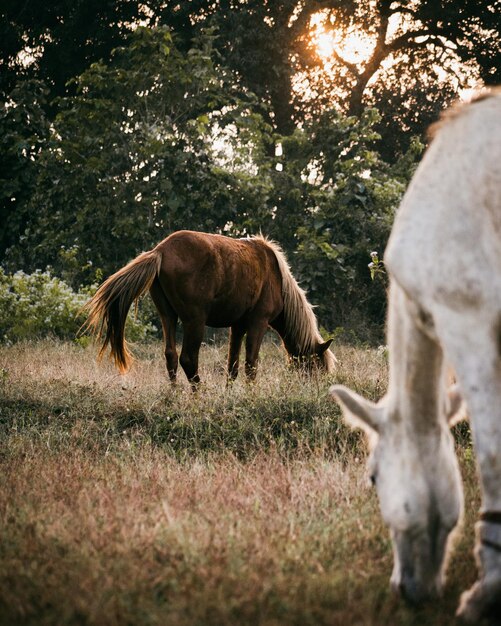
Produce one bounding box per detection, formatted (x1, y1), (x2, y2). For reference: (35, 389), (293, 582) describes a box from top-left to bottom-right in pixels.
(291, 338), (336, 374)
(318, 339), (337, 372)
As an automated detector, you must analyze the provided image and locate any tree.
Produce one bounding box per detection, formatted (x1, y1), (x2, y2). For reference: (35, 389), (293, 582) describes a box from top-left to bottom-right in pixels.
(2, 1), (494, 340)
(0, 0), (148, 102)
(291, 0), (499, 159)
(0, 80), (50, 258)
(155, 1), (498, 155)
(4, 27), (273, 285)
(237, 106), (423, 337)
(2, 1), (496, 154)
(152, 0), (354, 135)
(284, 109), (422, 336)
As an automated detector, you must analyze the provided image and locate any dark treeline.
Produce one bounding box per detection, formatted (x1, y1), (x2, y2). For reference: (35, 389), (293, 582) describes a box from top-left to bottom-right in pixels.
(0, 1), (498, 341)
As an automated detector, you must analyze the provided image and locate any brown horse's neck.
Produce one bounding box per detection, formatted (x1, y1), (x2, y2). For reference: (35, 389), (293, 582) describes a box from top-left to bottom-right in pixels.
(261, 234), (323, 359)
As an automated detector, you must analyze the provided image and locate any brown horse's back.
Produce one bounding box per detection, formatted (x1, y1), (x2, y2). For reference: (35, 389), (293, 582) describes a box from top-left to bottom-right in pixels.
(154, 231), (283, 327)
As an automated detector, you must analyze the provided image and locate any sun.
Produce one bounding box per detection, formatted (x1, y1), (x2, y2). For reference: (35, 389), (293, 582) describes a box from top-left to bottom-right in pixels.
(315, 30), (336, 59)
(310, 15), (374, 67)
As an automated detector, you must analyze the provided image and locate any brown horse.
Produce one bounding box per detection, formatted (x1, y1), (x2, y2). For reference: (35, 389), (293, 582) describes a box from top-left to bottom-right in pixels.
(84, 230), (336, 385)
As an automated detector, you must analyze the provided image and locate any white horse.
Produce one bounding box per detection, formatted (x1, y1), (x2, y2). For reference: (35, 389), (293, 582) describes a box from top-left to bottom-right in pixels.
(331, 89), (501, 622)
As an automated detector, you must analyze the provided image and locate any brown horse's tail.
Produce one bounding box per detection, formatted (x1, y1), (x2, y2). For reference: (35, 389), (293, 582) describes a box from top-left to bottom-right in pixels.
(82, 249), (162, 373)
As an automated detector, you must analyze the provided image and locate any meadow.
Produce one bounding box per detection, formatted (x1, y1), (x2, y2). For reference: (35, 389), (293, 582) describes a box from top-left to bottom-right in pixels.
(0, 338), (480, 625)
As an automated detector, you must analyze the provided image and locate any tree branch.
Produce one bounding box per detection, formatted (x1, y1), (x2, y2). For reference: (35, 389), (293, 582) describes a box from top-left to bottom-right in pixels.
(391, 6), (419, 19)
(387, 29), (453, 52)
(331, 48), (359, 76)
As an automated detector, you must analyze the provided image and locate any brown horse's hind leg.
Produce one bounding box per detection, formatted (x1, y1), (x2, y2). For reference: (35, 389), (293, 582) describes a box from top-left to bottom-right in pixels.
(149, 279), (178, 383)
(180, 320), (205, 389)
(228, 325), (246, 381)
(244, 321), (268, 380)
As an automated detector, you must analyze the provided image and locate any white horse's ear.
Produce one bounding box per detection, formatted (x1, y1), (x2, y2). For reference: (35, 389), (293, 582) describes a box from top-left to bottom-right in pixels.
(330, 384), (384, 433)
(446, 384), (468, 426)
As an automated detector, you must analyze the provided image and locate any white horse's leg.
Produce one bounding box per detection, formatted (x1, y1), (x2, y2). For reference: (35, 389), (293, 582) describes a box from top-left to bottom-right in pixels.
(436, 313), (501, 622)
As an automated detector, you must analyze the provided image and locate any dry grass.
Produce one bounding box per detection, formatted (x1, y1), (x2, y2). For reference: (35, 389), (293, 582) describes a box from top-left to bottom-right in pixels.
(0, 339), (480, 625)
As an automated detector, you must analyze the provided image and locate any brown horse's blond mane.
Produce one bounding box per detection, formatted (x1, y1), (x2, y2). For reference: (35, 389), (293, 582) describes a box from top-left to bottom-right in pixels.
(252, 235), (323, 355)
(428, 86), (501, 139)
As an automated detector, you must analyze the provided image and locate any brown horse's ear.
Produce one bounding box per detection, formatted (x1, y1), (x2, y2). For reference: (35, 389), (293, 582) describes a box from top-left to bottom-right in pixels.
(317, 338), (333, 354)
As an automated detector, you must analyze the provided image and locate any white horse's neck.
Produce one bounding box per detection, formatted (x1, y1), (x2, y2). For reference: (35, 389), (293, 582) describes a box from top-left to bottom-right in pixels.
(386, 284), (444, 435)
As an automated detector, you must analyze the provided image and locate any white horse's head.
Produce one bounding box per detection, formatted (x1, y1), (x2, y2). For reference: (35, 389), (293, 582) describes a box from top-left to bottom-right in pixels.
(330, 384), (464, 604)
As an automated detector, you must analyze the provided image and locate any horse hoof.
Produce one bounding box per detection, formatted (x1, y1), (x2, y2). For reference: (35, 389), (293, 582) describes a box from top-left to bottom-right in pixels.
(456, 578), (501, 623)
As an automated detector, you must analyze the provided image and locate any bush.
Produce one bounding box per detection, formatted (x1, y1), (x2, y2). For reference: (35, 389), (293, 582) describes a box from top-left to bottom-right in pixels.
(0, 268), (156, 343)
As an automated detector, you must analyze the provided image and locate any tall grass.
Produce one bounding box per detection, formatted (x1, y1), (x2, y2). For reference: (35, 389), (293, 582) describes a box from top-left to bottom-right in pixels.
(0, 339), (479, 625)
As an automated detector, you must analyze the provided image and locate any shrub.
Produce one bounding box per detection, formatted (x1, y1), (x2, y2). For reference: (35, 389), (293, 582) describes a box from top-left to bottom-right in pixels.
(0, 268), (155, 343)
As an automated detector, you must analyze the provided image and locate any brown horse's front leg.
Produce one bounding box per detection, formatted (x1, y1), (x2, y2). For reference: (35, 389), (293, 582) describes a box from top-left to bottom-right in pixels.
(244, 322), (268, 381)
(228, 325), (246, 381)
(180, 320), (205, 390)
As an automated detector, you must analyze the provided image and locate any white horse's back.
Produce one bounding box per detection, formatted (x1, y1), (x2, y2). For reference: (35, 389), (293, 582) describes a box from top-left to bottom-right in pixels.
(385, 91), (501, 313)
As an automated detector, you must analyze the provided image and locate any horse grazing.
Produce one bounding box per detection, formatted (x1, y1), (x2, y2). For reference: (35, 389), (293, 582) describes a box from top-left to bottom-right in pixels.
(84, 230), (336, 385)
(331, 89), (501, 622)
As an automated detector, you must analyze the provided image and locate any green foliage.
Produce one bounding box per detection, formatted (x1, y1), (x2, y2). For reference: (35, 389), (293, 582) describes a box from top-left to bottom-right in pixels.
(0, 80), (51, 259)
(5, 27), (272, 285)
(0, 268), (86, 342)
(1, 18), (432, 341)
(0, 0), (148, 101)
(256, 107), (423, 339)
(155, 1), (497, 154)
(3, 58), (422, 341)
(0, 268), (155, 343)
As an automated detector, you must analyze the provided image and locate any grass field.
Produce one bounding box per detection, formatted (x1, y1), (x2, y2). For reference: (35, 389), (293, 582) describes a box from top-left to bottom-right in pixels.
(0, 338), (481, 625)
